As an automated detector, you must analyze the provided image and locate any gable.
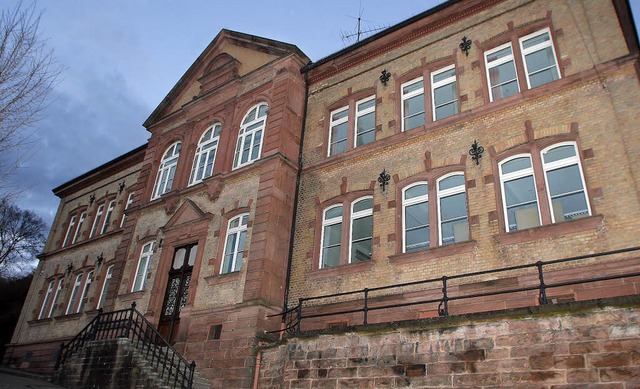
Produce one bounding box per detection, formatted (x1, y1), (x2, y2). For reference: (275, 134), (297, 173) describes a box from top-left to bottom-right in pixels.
(162, 199), (211, 231)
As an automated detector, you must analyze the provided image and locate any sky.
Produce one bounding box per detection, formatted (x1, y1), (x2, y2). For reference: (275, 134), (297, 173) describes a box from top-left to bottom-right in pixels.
(2, 0), (640, 232)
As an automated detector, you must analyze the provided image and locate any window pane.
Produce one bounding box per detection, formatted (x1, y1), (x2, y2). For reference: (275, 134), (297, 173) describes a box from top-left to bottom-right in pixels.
(321, 246), (341, 268)
(323, 223), (342, 246)
(356, 129), (375, 147)
(356, 112), (375, 146)
(523, 31), (550, 49)
(325, 206), (343, 219)
(433, 68), (455, 83)
(353, 198), (373, 213)
(489, 61), (518, 99)
(487, 46), (513, 62)
(222, 234), (237, 273)
(406, 226), (429, 252)
(543, 145), (576, 163)
(352, 215), (372, 240)
(441, 219), (469, 245)
(357, 99), (375, 111)
(504, 175), (538, 206)
(439, 175), (465, 191)
(440, 192), (467, 221)
(351, 239), (372, 262)
(330, 122), (348, 155)
(258, 104), (268, 118)
(251, 130), (262, 160)
(332, 109), (348, 122)
(551, 192), (589, 221)
(173, 248), (186, 269)
(507, 203), (540, 231)
(403, 80), (423, 95)
(405, 202), (428, 229)
(501, 157), (532, 174)
(235, 231), (246, 271)
(405, 184), (428, 199)
(404, 94), (425, 117)
(434, 83), (458, 107)
(188, 245), (198, 266)
(547, 165), (585, 197)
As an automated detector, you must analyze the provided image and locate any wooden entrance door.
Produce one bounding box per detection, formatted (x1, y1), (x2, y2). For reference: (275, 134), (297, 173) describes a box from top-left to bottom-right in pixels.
(159, 243), (198, 343)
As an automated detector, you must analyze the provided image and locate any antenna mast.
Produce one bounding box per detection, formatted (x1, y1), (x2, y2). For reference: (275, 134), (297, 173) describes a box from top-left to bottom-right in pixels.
(340, 6), (388, 45)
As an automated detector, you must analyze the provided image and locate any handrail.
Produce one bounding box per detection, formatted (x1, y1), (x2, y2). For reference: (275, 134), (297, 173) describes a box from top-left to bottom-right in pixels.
(55, 302), (195, 389)
(271, 246), (640, 334)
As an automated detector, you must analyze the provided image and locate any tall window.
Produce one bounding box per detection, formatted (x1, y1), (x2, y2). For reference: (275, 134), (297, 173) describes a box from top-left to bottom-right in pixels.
(120, 193), (135, 228)
(101, 200), (115, 234)
(234, 103), (268, 169)
(403, 183), (430, 252)
(77, 271), (94, 313)
(328, 106), (348, 156)
(48, 279), (63, 318)
(349, 197), (373, 263)
(190, 123), (222, 185)
(132, 242), (155, 292)
(62, 215), (77, 247)
(355, 97), (376, 148)
(401, 78), (426, 131)
(520, 28), (560, 89)
(320, 205), (343, 268)
(431, 65), (458, 121)
(500, 155), (541, 232)
(221, 214), (248, 274)
(89, 204), (104, 238)
(485, 43), (519, 102)
(72, 212), (86, 244)
(97, 265), (114, 309)
(38, 280), (55, 320)
(152, 142), (182, 199)
(66, 273), (83, 315)
(541, 143), (590, 222)
(437, 174), (469, 245)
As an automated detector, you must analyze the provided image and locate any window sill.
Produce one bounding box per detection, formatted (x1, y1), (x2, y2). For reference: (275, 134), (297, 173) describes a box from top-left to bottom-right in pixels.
(306, 260), (374, 280)
(54, 313), (83, 322)
(204, 270), (241, 285)
(389, 240), (476, 265)
(118, 290), (145, 302)
(27, 318), (53, 326)
(493, 215), (603, 245)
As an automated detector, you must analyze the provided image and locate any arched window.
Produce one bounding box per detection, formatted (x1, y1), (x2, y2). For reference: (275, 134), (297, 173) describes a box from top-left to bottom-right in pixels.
(499, 155), (541, 232)
(402, 183), (429, 252)
(77, 271), (94, 313)
(437, 173), (468, 245)
(132, 241), (155, 292)
(189, 123), (222, 186)
(349, 197), (373, 263)
(541, 142), (590, 222)
(152, 142), (181, 199)
(66, 273), (84, 315)
(97, 265), (114, 309)
(221, 214), (249, 274)
(233, 103), (268, 169)
(320, 205), (343, 268)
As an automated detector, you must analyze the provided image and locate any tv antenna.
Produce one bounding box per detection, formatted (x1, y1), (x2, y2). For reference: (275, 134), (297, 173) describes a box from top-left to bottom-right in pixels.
(340, 3), (388, 45)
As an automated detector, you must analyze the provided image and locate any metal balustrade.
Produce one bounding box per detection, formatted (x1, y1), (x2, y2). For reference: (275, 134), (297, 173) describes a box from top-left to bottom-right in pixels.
(54, 302), (195, 389)
(271, 246), (640, 334)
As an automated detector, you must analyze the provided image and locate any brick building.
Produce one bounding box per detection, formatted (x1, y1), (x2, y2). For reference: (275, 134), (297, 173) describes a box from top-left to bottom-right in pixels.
(4, 0), (640, 388)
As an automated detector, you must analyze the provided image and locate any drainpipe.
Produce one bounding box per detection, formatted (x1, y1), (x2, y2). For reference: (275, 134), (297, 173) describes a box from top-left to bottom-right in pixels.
(282, 64), (310, 314)
(253, 348), (263, 389)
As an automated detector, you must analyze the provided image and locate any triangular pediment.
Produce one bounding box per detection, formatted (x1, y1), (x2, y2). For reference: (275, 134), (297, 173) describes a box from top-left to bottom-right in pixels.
(143, 29), (309, 128)
(163, 199), (211, 231)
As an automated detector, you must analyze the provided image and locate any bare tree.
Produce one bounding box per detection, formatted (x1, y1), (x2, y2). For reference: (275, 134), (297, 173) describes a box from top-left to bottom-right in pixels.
(0, 198), (46, 276)
(0, 1), (59, 185)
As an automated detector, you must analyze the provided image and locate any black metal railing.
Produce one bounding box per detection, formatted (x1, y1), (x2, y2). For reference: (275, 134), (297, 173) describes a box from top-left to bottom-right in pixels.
(55, 302), (195, 389)
(272, 246), (640, 334)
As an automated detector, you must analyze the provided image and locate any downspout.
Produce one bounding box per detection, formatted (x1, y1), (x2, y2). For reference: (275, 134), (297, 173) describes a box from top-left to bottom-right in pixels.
(253, 348), (263, 389)
(282, 64), (310, 318)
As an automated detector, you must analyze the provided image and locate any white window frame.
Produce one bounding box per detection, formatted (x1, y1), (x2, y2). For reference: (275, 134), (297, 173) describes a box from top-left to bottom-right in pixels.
(519, 28), (560, 89)
(401, 77), (425, 132)
(66, 273), (83, 315)
(327, 105), (349, 157)
(402, 182), (430, 253)
(485, 42), (519, 102)
(354, 96), (376, 148)
(220, 213), (249, 274)
(430, 65), (458, 121)
(47, 279), (63, 318)
(319, 205), (343, 268)
(77, 271), (93, 313)
(72, 212), (86, 244)
(348, 197), (373, 264)
(132, 242), (155, 292)
(89, 204), (104, 238)
(62, 215), (77, 247)
(120, 193), (134, 228)
(541, 142), (591, 223)
(436, 173), (468, 245)
(101, 200), (115, 234)
(152, 142), (181, 200)
(38, 280), (55, 320)
(233, 103), (268, 169)
(189, 123), (222, 186)
(499, 154), (542, 232)
(97, 265), (114, 309)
